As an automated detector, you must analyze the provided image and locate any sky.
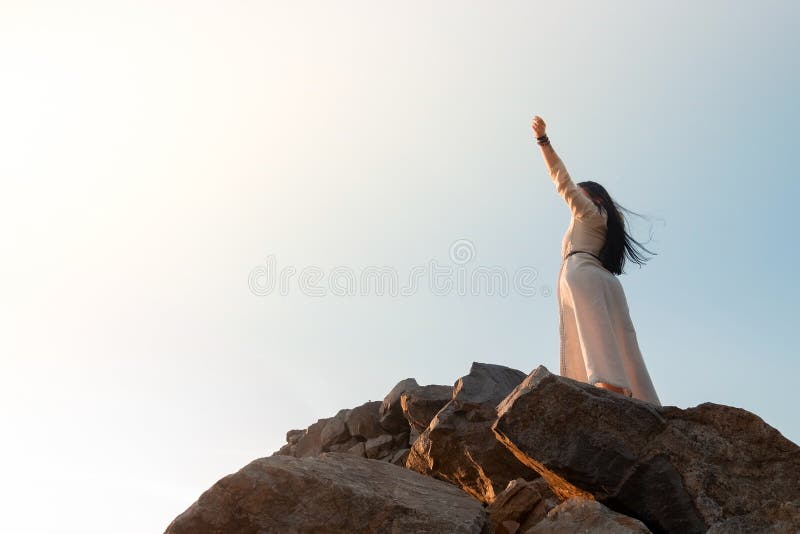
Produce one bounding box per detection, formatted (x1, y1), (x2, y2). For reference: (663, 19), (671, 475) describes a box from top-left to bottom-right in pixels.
(1, 1), (798, 532)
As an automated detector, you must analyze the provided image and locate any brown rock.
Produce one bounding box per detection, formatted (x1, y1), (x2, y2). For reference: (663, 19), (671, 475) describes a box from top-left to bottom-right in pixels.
(272, 388), (424, 465)
(347, 441), (366, 457)
(327, 435), (361, 452)
(286, 429), (304, 444)
(525, 497), (652, 533)
(493, 365), (800, 533)
(345, 401), (384, 440)
(483, 478), (560, 534)
(391, 447), (411, 466)
(364, 434), (394, 459)
(406, 362), (542, 504)
(290, 417), (331, 457)
(164, 452), (488, 534)
(401, 384), (454, 444)
(319, 408), (352, 447)
(392, 430), (411, 448)
(379, 377), (420, 433)
(281, 410), (361, 459)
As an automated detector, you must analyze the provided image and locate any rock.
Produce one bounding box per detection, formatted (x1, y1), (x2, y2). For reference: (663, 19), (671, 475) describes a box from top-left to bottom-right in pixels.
(271, 382), (435, 465)
(164, 452), (487, 534)
(401, 384), (454, 440)
(291, 417), (331, 458)
(327, 435), (361, 452)
(392, 430), (411, 448)
(406, 362), (542, 504)
(705, 501), (800, 533)
(286, 429), (304, 444)
(409, 426), (421, 448)
(364, 434), (394, 459)
(280, 410), (362, 459)
(492, 365), (800, 533)
(172, 360), (800, 533)
(320, 408), (353, 448)
(345, 401), (384, 440)
(272, 441), (293, 456)
(347, 441), (366, 457)
(453, 363), (529, 405)
(391, 448), (411, 466)
(525, 497), (652, 533)
(483, 478), (560, 534)
(379, 377), (420, 433)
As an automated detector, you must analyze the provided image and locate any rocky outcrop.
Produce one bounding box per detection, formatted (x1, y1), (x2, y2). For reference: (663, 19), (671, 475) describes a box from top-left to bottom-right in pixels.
(406, 363), (542, 503)
(164, 452), (487, 533)
(273, 381), (454, 468)
(492, 365), (800, 533)
(166, 362), (800, 533)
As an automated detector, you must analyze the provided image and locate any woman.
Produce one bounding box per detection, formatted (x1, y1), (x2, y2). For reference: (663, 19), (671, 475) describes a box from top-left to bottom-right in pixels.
(531, 115), (662, 406)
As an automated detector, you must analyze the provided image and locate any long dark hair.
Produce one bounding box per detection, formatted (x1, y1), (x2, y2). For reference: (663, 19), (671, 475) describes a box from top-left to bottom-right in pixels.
(577, 180), (657, 275)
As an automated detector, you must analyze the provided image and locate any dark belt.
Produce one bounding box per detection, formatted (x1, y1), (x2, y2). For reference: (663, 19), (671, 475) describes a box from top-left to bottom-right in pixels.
(563, 250), (602, 263)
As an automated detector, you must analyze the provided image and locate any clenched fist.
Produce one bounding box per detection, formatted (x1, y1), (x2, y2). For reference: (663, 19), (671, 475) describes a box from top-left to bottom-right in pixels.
(531, 115), (547, 138)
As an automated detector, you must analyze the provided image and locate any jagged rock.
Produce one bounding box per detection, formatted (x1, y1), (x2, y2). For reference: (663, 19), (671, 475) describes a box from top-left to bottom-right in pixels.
(286, 429), (304, 444)
(526, 497), (652, 533)
(327, 435), (361, 452)
(273, 442), (293, 456)
(406, 362), (542, 504)
(482, 478), (560, 534)
(380, 377), (420, 433)
(278, 409), (360, 458)
(409, 427), (421, 448)
(401, 384), (454, 443)
(392, 430), (411, 448)
(391, 448), (411, 466)
(452, 363), (528, 404)
(364, 434), (394, 459)
(492, 365), (800, 534)
(345, 400), (384, 440)
(347, 441), (366, 457)
(320, 408), (352, 447)
(291, 417), (331, 457)
(272, 382), (432, 466)
(164, 452), (487, 534)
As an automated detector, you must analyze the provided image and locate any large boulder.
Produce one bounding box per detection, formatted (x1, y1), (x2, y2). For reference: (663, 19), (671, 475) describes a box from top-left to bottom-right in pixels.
(406, 362), (542, 504)
(492, 365), (800, 533)
(164, 452), (487, 533)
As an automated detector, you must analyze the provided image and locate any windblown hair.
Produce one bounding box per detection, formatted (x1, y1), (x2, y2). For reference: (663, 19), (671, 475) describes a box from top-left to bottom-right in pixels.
(577, 180), (657, 275)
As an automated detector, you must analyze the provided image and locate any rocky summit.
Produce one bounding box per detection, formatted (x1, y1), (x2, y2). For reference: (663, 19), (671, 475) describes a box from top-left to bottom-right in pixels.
(164, 363), (800, 533)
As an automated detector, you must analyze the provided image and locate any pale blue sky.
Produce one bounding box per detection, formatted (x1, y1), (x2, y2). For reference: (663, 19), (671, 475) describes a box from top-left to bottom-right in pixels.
(2, 1), (798, 533)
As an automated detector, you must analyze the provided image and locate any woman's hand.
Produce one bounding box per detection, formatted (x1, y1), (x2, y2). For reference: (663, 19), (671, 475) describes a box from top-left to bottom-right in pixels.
(531, 115), (547, 138)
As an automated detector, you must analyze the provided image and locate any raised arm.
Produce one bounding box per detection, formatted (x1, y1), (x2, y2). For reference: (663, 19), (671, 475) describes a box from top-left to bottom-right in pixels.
(531, 116), (598, 220)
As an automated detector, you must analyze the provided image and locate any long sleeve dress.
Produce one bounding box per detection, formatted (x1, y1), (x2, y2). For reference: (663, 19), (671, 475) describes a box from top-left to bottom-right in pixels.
(548, 155), (662, 406)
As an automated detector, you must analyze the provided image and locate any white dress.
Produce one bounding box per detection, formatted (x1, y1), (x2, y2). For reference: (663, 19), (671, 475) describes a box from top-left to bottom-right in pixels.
(548, 156), (662, 406)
